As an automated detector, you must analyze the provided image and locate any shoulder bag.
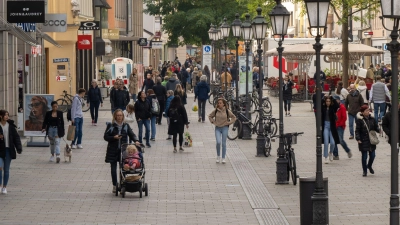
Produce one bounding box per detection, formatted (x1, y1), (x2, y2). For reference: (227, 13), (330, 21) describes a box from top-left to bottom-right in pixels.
(362, 119), (379, 145)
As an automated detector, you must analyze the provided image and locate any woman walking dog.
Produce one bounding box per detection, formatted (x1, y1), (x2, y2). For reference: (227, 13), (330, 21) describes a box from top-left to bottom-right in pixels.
(42, 101), (65, 163)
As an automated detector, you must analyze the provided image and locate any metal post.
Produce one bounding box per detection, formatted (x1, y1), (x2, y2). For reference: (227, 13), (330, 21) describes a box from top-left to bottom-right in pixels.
(256, 41), (264, 157)
(212, 40), (215, 83)
(276, 38), (288, 184)
(242, 41), (252, 140)
(235, 38), (239, 106)
(311, 34), (329, 225)
(224, 40), (228, 92)
(387, 20), (400, 225)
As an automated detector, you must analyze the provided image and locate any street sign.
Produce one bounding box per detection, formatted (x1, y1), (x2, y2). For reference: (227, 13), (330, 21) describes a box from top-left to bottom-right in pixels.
(203, 45), (212, 55)
(53, 58), (69, 63)
(202, 45), (212, 70)
(364, 31), (373, 35)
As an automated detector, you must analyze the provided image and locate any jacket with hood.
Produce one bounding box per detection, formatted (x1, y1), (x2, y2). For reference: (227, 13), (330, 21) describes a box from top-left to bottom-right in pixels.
(141, 78), (155, 92)
(164, 95), (174, 116)
(0, 120), (22, 159)
(152, 83), (167, 101)
(87, 86), (103, 103)
(103, 122), (138, 163)
(356, 112), (379, 151)
(357, 85), (369, 104)
(166, 77), (180, 91)
(345, 90), (364, 116)
(336, 103), (347, 129)
(382, 110), (400, 144)
(191, 70), (199, 86)
(112, 89), (130, 109)
(194, 81), (210, 101)
(71, 94), (83, 119)
(321, 99), (340, 144)
(134, 98), (151, 120)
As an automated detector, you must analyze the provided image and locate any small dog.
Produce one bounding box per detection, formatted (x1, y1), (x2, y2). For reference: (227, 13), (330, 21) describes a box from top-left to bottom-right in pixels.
(64, 144), (72, 162)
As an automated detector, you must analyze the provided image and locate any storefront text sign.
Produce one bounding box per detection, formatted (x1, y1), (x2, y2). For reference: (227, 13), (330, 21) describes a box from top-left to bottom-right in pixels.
(7, 1), (45, 23)
(56, 76), (67, 81)
(53, 58), (69, 63)
(102, 29), (119, 40)
(42, 14), (67, 32)
(79, 21), (100, 30)
(77, 35), (92, 50)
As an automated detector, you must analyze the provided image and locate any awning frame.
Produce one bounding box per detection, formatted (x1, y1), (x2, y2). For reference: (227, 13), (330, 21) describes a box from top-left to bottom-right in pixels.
(0, 16), (38, 46)
(36, 29), (62, 48)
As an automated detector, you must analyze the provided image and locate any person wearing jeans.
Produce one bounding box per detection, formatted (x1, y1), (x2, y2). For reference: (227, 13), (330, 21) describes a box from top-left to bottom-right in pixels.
(373, 102), (386, 123)
(42, 101), (65, 163)
(194, 75), (210, 122)
(345, 84), (364, 139)
(321, 96), (340, 164)
(369, 75), (391, 123)
(134, 91), (152, 147)
(332, 96), (352, 159)
(87, 80), (103, 126)
(71, 88), (86, 149)
(208, 98), (236, 164)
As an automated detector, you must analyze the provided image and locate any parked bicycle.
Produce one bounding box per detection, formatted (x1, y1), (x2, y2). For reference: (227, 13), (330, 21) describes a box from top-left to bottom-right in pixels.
(272, 132), (303, 185)
(56, 90), (90, 113)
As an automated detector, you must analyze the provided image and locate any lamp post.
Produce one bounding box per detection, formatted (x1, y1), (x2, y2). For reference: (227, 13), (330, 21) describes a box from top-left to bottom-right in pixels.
(269, 0), (290, 184)
(220, 18), (230, 93)
(252, 7), (268, 157)
(232, 13), (242, 107)
(215, 27), (222, 82)
(208, 24), (216, 83)
(241, 13), (253, 140)
(304, 0), (330, 224)
(379, 1), (400, 223)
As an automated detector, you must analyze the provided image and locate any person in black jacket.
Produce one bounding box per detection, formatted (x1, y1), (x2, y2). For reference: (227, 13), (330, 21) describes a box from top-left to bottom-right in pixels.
(321, 95), (340, 164)
(141, 73), (155, 93)
(152, 77), (167, 125)
(0, 109), (22, 194)
(104, 109), (140, 193)
(87, 80), (103, 125)
(109, 81), (119, 114)
(283, 75), (294, 116)
(356, 105), (380, 176)
(134, 91), (151, 148)
(167, 95), (189, 153)
(382, 103), (400, 145)
(41, 101), (65, 163)
(112, 82), (130, 111)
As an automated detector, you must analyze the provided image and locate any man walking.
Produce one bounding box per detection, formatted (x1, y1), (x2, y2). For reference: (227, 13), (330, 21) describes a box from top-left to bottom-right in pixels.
(153, 77), (167, 125)
(332, 95), (352, 159)
(112, 82), (130, 111)
(166, 73), (180, 91)
(71, 88), (86, 149)
(345, 84), (364, 139)
(230, 63), (238, 88)
(369, 75), (391, 123)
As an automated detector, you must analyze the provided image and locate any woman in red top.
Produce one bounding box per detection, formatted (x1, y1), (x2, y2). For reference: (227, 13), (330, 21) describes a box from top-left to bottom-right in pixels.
(332, 95), (353, 160)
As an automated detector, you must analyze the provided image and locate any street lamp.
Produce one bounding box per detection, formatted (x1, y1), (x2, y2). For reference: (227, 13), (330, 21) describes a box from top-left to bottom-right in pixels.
(379, 1), (400, 224)
(231, 13), (242, 108)
(220, 18), (230, 92)
(304, 0), (330, 224)
(208, 24), (215, 83)
(215, 26), (222, 81)
(241, 13), (253, 140)
(252, 7), (268, 157)
(269, 0), (290, 184)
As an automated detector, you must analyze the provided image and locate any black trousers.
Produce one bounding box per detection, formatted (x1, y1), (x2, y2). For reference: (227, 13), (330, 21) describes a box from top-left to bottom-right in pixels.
(173, 132), (184, 147)
(157, 99), (165, 124)
(110, 162), (117, 186)
(89, 101), (100, 123)
(182, 82), (187, 92)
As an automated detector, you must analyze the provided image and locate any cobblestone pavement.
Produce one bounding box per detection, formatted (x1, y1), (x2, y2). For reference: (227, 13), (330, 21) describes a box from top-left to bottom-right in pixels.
(0, 90), (393, 225)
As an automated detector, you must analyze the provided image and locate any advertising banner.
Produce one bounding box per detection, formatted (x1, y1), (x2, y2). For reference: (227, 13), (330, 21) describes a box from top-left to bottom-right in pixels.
(239, 55), (253, 96)
(42, 14), (67, 32)
(7, 1), (45, 23)
(77, 35), (92, 50)
(24, 94), (54, 137)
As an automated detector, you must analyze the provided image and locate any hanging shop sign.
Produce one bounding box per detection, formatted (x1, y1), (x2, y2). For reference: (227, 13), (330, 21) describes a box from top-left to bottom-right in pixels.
(7, 1), (45, 23)
(79, 21), (100, 30)
(41, 14), (67, 32)
(151, 41), (163, 49)
(15, 23), (36, 32)
(77, 35), (92, 50)
(138, 38), (148, 46)
(31, 45), (42, 57)
(102, 29), (119, 40)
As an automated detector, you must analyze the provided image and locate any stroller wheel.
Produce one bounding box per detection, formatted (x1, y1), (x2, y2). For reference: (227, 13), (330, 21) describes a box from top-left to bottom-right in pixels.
(139, 188), (143, 198)
(121, 187), (126, 198)
(144, 183), (149, 196)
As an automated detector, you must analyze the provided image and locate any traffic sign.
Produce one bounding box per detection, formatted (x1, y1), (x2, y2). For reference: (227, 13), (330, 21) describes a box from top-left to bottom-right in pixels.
(202, 45), (212, 70)
(203, 45), (212, 55)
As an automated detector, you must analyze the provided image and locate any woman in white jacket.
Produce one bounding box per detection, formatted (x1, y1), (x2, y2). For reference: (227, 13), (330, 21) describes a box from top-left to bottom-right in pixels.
(334, 81), (349, 104)
(123, 104), (135, 123)
(357, 80), (369, 105)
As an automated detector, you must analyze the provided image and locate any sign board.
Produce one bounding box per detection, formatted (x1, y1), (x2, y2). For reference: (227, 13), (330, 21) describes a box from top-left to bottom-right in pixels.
(53, 58), (69, 63)
(56, 76), (67, 81)
(151, 41), (163, 49)
(383, 43), (391, 65)
(24, 94), (54, 136)
(138, 38), (148, 46)
(42, 14), (67, 32)
(7, 1), (45, 23)
(15, 23), (36, 32)
(79, 21), (100, 30)
(31, 45), (42, 57)
(57, 65), (65, 70)
(364, 31), (373, 35)
(202, 45), (212, 70)
(239, 55), (253, 95)
(102, 29), (119, 39)
(77, 35), (92, 50)
(18, 55), (23, 70)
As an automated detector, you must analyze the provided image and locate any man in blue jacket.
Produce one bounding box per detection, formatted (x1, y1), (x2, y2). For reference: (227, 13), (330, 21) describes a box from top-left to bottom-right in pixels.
(194, 75), (210, 122)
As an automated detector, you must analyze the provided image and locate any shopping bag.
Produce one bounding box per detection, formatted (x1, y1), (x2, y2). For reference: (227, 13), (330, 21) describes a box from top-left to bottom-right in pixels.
(192, 103), (198, 112)
(66, 125), (76, 141)
(184, 132), (193, 147)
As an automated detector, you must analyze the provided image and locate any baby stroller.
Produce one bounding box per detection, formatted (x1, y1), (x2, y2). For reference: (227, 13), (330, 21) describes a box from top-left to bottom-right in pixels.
(116, 142), (149, 198)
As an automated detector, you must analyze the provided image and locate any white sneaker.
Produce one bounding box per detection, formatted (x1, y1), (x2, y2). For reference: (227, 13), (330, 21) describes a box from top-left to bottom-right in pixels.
(1, 187), (7, 194)
(112, 186), (116, 193)
(77, 145), (83, 149)
(49, 155), (55, 162)
(221, 158), (226, 164)
(329, 152), (333, 161)
(216, 156), (220, 163)
(71, 145), (77, 149)
(324, 157), (329, 164)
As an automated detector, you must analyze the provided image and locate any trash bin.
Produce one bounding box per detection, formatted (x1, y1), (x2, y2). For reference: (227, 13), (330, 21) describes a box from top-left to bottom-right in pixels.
(299, 177), (329, 225)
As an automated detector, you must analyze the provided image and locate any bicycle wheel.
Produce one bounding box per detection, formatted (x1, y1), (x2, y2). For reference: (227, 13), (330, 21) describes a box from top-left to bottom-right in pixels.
(250, 99), (257, 114)
(286, 152), (291, 182)
(56, 99), (68, 112)
(264, 137), (271, 157)
(208, 94), (213, 104)
(227, 120), (242, 140)
(81, 102), (90, 112)
(270, 120), (278, 136)
(262, 99), (272, 115)
(213, 97), (219, 108)
(290, 151), (297, 185)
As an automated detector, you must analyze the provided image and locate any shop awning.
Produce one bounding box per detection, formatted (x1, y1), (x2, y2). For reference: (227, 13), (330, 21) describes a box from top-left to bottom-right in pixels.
(0, 16), (38, 46)
(36, 29), (62, 48)
(94, 0), (112, 9)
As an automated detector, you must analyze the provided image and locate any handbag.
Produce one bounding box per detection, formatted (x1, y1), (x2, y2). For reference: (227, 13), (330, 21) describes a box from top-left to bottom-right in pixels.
(362, 119), (379, 145)
(66, 125), (76, 141)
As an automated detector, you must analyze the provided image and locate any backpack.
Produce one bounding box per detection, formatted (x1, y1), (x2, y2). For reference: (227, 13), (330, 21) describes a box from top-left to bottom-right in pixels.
(168, 107), (180, 122)
(151, 98), (160, 114)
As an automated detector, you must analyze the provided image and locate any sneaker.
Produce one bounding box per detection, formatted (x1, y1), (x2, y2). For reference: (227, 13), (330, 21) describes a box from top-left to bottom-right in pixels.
(333, 156), (339, 160)
(173, 148), (177, 153)
(1, 187), (7, 194)
(77, 145), (83, 149)
(146, 144), (151, 148)
(179, 147), (184, 152)
(49, 155), (55, 162)
(324, 158), (329, 164)
(347, 151), (353, 158)
(56, 156), (60, 163)
(221, 158), (226, 164)
(329, 152), (333, 161)
(349, 136), (354, 139)
(71, 145), (77, 149)
(216, 156), (220, 163)
(112, 186), (116, 193)
(94, 123), (97, 126)
(150, 138), (155, 141)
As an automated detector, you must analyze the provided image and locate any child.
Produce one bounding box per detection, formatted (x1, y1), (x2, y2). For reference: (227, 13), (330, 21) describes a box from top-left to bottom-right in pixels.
(123, 145), (141, 170)
(123, 104), (135, 123)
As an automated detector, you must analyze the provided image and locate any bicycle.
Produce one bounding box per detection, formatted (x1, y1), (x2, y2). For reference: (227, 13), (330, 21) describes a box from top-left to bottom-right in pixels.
(208, 84), (221, 105)
(272, 132), (303, 185)
(56, 90), (90, 113)
(250, 88), (272, 115)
